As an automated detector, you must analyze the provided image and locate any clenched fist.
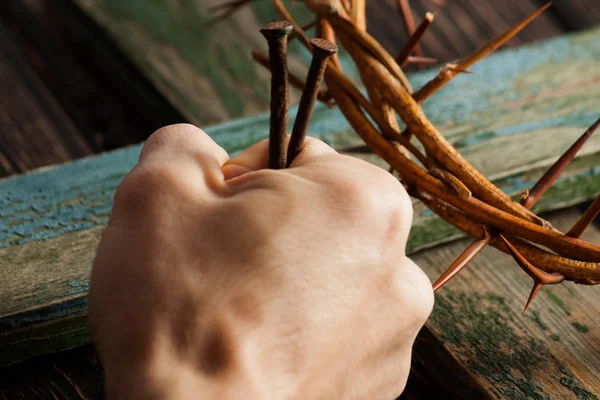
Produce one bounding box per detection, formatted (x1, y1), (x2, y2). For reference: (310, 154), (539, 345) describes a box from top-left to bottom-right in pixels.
(88, 124), (434, 399)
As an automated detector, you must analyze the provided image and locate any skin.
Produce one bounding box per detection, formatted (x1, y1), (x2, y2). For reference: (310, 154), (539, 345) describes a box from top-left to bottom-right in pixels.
(88, 124), (434, 399)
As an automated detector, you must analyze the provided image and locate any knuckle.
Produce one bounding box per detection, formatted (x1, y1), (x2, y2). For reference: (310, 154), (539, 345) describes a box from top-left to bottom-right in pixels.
(391, 258), (435, 326)
(338, 161), (411, 220)
(146, 123), (197, 145)
(141, 124), (200, 157)
(113, 165), (177, 212)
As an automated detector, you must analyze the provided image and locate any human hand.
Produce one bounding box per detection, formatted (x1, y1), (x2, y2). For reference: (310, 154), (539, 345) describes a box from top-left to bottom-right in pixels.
(88, 124), (434, 400)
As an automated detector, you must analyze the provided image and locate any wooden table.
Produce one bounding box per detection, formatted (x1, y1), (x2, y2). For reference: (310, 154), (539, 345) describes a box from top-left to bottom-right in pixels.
(1, 1), (599, 398)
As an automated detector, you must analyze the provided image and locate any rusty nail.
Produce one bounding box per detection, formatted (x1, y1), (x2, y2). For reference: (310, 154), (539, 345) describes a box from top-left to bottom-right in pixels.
(260, 21), (294, 169)
(286, 38), (337, 166)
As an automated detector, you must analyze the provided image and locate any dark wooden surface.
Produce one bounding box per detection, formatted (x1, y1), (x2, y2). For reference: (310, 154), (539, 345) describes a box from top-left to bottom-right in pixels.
(0, 18), (92, 177)
(0, 0), (598, 398)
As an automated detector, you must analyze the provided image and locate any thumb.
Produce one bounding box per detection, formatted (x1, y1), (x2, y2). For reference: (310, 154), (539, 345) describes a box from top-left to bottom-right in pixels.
(222, 136), (337, 180)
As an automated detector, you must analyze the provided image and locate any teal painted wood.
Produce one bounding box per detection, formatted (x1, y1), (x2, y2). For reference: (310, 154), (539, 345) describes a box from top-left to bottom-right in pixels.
(1, 28), (600, 366)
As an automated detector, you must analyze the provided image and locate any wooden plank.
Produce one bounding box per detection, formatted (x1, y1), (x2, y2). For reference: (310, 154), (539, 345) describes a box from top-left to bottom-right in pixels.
(1, 26), (599, 372)
(0, 19), (92, 177)
(367, 0), (563, 61)
(0, 344), (104, 399)
(549, 0), (600, 31)
(415, 208), (600, 398)
(72, 0), (572, 127)
(0, 0), (185, 151)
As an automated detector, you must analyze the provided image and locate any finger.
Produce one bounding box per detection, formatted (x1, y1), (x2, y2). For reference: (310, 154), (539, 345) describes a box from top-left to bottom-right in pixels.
(392, 257), (435, 328)
(223, 136), (337, 180)
(139, 124), (229, 186)
(222, 139), (270, 180)
(287, 136), (337, 167)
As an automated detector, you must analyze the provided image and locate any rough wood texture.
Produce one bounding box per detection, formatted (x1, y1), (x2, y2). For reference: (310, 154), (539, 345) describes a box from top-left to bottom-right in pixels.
(0, 345), (104, 399)
(549, 0), (600, 31)
(367, 0), (564, 61)
(1, 28), (600, 371)
(417, 208), (600, 398)
(0, 19), (92, 177)
(72, 0), (587, 126)
(0, 0), (185, 151)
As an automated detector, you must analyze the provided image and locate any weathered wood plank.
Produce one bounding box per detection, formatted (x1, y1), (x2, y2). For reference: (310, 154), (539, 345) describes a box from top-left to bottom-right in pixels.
(0, 0), (185, 151)
(1, 28), (600, 370)
(72, 0), (579, 126)
(0, 19), (93, 177)
(549, 0), (600, 31)
(415, 207), (600, 398)
(367, 0), (564, 61)
(0, 344), (104, 400)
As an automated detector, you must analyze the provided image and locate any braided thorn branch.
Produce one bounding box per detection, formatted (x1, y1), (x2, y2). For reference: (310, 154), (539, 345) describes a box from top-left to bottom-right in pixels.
(328, 77), (600, 261)
(263, 0), (600, 288)
(568, 195), (600, 238)
(418, 197), (600, 285)
(431, 229), (491, 291)
(523, 118), (600, 209)
(499, 235), (565, 311)
(413, 2), (552, 103)
(332, 26), (544, 225)
(350, 0), (366, 31)
(395, 12), (434, 66)
(434, 118), (599, 290)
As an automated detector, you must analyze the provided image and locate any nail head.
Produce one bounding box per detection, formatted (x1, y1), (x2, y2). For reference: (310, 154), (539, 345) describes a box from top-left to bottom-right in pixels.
(310, 38), (338, 55)
(260, 21), (293, 39)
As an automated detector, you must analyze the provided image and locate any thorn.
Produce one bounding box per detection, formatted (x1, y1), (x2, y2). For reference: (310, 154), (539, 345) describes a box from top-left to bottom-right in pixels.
(524, 282), (543, 312)
(405, 55), (438, 66)
(499, 235), (564, 284)
(397, 0), (418, 53)
(567, 194), (600, 238)
(414, 2), (551, 102)
(522, 117), (600, 209)
(395, 12), (435, 66)
(516, 189), (529, 203)
(458, 2), (551, 70)
(432, 228), (490, 291)
(499, 235), (564, 311)
(445, 64), (474, 74)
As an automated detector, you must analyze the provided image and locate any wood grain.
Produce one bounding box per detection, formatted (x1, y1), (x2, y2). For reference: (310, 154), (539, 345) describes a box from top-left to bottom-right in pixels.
(0, 0), (185, 151)
(72, 0), (583, 126)
(415, 208), (600, 398)
(0, 19), (92, 177)
(549, 0), (600, 31)
(367, 0), (563, 61)
(1, 28), (600, 369)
